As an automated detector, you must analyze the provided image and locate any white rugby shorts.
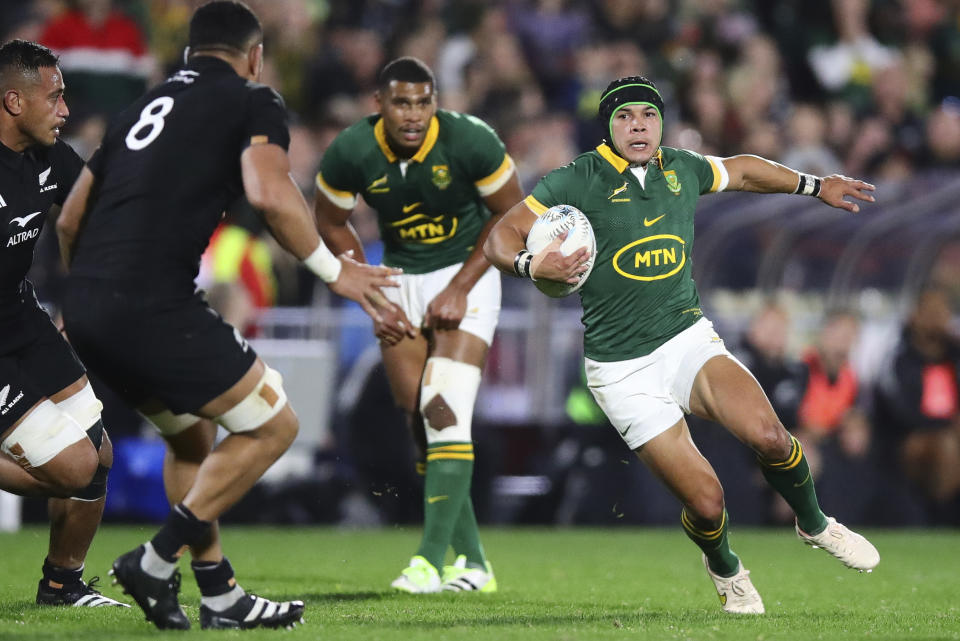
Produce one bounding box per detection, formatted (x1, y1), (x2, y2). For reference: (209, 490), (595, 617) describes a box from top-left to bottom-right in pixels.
(382, 262), (501, 345)
(585, 317), (742, 450)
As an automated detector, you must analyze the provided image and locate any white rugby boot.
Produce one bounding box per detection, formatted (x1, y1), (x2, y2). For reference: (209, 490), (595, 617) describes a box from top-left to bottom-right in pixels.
(702, 554), (765, 614)
(796, 516), (880, 572)
(441, 555), (497, 593)
(390, 556), (441, 593)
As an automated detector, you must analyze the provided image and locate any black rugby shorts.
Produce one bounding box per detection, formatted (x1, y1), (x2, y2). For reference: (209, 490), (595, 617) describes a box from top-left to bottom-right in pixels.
(62, 280), (257, 415)
(0, 306), (86, 431)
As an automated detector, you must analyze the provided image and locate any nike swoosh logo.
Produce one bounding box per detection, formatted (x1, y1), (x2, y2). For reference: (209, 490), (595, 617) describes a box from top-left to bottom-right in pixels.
(643, 215), (665, 227)
(39, 167), (51, 186)
(427, 495), (449, 504)
(9, 211), (42, 227)
(793, 472), (811, 488)
(402, 202), (422, 213)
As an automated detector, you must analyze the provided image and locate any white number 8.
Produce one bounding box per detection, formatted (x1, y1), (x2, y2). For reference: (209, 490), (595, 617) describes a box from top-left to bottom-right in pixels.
(125, 96), (174, 150)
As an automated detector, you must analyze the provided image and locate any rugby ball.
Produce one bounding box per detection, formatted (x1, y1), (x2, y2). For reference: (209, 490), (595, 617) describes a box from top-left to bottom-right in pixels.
(525, 204), (596, 298)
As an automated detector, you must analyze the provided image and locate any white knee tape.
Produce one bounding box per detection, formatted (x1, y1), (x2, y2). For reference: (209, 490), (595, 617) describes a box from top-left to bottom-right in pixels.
(419, 357), (481, 443)
(216, 367), (287, 433)
(142, 408), (202, 436)
(2, 400), (88, 469)
(55, 382), (103, 430)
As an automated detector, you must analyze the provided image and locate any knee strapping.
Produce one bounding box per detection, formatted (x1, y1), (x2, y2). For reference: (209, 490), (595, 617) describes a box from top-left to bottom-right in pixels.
(143, 408), (202, 436)
(419, 357), (481, 443)
(1, 400), (88, 469)
(55, 382), (103, 431)
(216, 367), (287, 433)
(72, 463), (109, 501)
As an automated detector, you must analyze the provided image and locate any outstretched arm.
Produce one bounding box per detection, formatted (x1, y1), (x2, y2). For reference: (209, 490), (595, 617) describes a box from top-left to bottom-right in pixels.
(314, 186), (415, 343)
(240, 142), (400, 321)
(721, 155), (876, 213)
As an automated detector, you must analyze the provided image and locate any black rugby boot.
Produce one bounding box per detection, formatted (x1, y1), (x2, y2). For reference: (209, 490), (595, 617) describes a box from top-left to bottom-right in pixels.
(109, 546), (190, 630)
(200, 593), (305, 630)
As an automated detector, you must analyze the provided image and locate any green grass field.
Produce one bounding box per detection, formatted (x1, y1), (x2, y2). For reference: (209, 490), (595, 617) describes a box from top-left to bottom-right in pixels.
(1, 526), (958, 640)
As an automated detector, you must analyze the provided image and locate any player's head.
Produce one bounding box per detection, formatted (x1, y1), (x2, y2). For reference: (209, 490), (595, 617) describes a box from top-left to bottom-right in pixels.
(598, 76), (664, 165)
(187, 1), (263, 81)
(375, 57), (437, 157)
(0, 39), (68, 149)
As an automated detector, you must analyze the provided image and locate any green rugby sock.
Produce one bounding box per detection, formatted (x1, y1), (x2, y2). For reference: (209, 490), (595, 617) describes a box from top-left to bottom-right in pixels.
(759, 435), (828, 534)
(451, 496), (486, 567)
(682, 508), (740, 577)
(416, 443), (474, 571)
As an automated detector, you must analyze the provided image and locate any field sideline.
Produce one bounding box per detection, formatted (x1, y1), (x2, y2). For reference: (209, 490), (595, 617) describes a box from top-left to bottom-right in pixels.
(1, 526), (957, 640)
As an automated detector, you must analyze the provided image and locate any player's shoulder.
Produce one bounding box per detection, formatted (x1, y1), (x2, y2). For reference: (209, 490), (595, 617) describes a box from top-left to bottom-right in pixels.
(436, 109), (502, 142)
(41, 139), (83, 168)
(660, 146), (709, 169)
(546, 148), (605, 181)
(242, 80), (286, 109)
(327, 114), (379, 152)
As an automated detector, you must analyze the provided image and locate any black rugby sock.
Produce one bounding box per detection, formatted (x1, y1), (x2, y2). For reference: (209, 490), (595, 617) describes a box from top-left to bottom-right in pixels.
(41, 558), (83, 587)
(151, 503), (212, 562)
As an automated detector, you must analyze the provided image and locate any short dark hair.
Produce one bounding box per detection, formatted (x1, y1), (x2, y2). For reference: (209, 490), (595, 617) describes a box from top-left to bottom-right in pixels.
(0, 39), (59, 90)
(378, 57), (435, 91)
(188, 1), (262, 54)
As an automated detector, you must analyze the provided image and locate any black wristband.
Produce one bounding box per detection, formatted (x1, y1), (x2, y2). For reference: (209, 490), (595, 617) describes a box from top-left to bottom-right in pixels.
(513, 250), (534, 278)
(794, 173), (822, 198)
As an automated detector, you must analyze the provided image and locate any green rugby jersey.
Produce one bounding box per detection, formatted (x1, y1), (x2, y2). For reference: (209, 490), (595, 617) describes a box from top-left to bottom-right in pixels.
(316, 110), (514, 274)
(527, 143), (725, 361)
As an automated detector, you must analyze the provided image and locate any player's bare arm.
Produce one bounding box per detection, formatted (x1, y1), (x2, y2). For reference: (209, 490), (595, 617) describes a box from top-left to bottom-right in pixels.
(314, 188), (367, 261)
(424, 172), (524, 331)
(240, 142), (401, 321)
(483, 200), (587, 284)
(314, 189), (415, 343)
(56, 166), (96, 267)
(721, 155), (877, 213)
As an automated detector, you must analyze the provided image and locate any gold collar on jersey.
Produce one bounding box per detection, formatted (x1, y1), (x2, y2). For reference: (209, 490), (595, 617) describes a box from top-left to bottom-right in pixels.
(596, 143), (663, 173)
(374, 116), (440, 164)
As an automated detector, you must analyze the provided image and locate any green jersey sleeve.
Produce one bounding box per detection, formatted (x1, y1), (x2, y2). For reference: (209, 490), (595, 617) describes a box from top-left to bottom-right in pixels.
(446, 111), (514, 197)
(525, 163), (579, 215)
(672, 148), (726, 195)
(315, 131), (361, 209)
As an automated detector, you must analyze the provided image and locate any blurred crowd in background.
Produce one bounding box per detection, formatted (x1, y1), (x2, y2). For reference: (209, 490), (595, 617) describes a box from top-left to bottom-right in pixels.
(3, 0), (960, 528)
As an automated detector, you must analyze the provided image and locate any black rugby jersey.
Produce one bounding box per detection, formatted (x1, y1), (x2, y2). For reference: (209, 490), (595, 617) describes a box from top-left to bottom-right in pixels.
(69, 56), (289, 294)
(0, 138), (83, 350)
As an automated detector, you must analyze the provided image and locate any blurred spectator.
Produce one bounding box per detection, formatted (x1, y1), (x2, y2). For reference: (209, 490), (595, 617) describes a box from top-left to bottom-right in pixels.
(807, 0), (897, 110)
(923, 98), (960, 169)
(873, 288), (960, 524)
(795, 310), (871, 474)
(39, 0), (153, 122)
(733, 302), (806, 430)
(780, 103), (843, 175)
(303, 25), (383, 126)
(197, 203), (277, 336)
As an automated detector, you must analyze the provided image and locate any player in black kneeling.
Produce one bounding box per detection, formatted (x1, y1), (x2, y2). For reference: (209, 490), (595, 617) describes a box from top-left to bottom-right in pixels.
(0, 39), (127, 609)
(56, 0), (401, 631)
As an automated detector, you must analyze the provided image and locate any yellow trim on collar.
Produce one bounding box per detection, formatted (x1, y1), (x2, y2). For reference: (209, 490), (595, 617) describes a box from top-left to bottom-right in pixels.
(411, 116), (439, 163)
(596, 143), (664, 173)
(375, 115), (439, 164)
(373, 118), (396, 162)
(596, 143), (629, 173)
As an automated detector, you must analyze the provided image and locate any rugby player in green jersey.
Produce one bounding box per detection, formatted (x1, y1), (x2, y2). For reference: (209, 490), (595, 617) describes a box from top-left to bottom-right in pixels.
(484, 76), (879, 614)
(314, 57), (523, 593)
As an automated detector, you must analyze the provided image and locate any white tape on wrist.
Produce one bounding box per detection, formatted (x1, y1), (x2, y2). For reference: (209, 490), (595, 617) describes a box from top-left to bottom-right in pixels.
(303, 244), (342, 283)
(794, 173), (822, 198)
